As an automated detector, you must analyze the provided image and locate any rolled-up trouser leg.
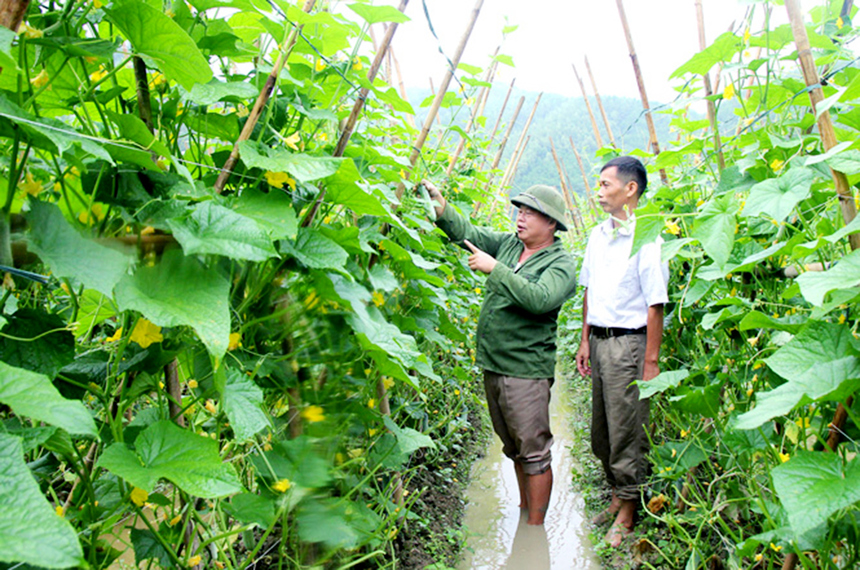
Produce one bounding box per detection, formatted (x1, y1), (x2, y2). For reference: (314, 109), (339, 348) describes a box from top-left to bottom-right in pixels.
(483, 371), (554, 475)
(590, 334), (649, 501)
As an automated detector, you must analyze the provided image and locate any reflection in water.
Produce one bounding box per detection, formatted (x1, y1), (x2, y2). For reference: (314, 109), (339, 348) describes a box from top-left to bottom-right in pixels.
(458, 378), (600, 570)
(506, 513), (550, 569)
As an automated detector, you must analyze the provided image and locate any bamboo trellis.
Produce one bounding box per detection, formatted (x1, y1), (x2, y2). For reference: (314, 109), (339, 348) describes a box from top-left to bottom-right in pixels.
(446, 47), (500, 176)
(615, 0), (669, 185)
(301, 0), (409, 226)
(572, 64), (604, 149)
(214, 0), (317, 194)
(395, 0), (486, 202)
(695, 0), (725, 170)
(475, 94), (525, 213)
(584, 55), (615, 147)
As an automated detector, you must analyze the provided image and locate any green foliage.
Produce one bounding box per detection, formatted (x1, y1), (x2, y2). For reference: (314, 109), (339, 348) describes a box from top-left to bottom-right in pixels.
(0, 1), (495, 567)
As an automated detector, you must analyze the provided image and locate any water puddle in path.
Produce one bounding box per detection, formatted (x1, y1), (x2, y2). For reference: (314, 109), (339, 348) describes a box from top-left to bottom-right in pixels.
(457, 378), (601, 570)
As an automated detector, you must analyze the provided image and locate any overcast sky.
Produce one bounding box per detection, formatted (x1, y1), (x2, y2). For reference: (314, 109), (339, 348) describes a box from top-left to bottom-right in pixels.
(380, 0), (793, 105)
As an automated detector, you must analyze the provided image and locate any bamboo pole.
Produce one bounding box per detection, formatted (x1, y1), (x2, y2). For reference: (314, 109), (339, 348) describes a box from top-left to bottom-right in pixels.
(489, 78), (516, 141)
(615, 0), (669, 185)
(785, 0), (859, 248)
(782, 1), (860, 565)
(488, 94), (540, 196)
(695, 0), (725, 171)
(570, 137), (598, 221)
(0, 0), (30, 32)
(584, 55), (616, 147)
(475, 95), (524, 213)
(300, 0), (409, 226)
(488, 135), (530, 222)
(476, 59), (499, 118)
(214, 0), (316, 193)
(572, 64), (604, 149)
(446, 47), (500, 176)
(390, 45), (416, 128)
(549, 137), (581, 237)
(395, 0), (485, 201)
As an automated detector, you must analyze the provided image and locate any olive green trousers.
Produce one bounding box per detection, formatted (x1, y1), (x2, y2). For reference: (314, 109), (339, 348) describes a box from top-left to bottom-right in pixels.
(589, 333), (650, 502)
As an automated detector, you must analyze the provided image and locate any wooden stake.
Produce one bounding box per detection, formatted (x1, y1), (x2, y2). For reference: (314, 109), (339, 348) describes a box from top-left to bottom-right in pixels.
(572, 63), (604, 148)
(584, 55), (616, 147)
(0, 0), (30, 32)
(488, 135), (530, 221)
(615, 0), (669, 185)
(446, 47), (500, 176)
(549, 137), (580, 236)
(214, 0), (316, 193)
(489, 78), (516, 142)
(475, 95), (524, 213)
(396, 0), (486, 201)
(301, 0), (409, 226)
(569, 137), (598, 221)
(785, 0), (859, 248)
(695, 0), (725, 171)
(489, 94), (540, 195)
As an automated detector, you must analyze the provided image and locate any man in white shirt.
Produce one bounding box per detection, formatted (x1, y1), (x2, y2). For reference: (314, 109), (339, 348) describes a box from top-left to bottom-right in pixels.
(575, 156), (668, 547)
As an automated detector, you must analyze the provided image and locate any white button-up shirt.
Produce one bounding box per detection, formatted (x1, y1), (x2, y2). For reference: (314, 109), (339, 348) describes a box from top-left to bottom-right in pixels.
(578, 217), (669, 329)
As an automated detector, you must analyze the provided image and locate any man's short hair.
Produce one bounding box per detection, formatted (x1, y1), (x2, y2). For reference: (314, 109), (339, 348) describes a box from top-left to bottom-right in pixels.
(601, 156), (648, 197)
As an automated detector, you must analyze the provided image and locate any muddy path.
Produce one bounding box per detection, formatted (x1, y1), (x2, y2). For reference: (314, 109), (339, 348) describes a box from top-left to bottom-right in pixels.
(457, 377), (601, 569)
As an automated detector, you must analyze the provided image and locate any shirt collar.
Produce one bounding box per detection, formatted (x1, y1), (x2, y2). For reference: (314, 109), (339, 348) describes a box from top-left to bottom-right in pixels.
(599, 215), (636, 238)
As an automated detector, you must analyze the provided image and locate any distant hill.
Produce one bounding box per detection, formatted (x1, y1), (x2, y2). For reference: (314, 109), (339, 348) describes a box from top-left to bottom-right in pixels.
(408, 83), (675, 199)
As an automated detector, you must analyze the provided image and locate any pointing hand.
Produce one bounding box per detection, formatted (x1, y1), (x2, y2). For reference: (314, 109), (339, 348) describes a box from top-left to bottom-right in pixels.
(463, 240), (497, 275)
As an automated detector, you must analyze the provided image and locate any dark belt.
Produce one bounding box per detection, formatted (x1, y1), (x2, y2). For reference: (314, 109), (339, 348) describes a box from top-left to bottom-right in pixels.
(590, 325), (647, 339)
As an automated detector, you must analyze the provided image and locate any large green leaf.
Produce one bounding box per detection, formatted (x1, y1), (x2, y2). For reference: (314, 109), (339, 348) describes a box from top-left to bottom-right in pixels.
(638, 369), (690, 399)
(347, 3), (409, 24)
(97, 420), (243, 497)
(670, 32), (742, 78)
(630, 201), (664, 257)
(106, 110), (171, 157)
(115, 250), (230, 359)
(0, 309), (74, 378)
(0, 434), (85, 569)
(744, 167), (815, 222)
(167, 201), (278, 261)
(233, 186), (298, 240)
(296, 498), (358, 549)
(797, 248), (860, 306)
(131, 528), (173, 568)
(324, 160), (391, 217)
(0, 361), (97, 437)
(280, 228), (348, 270)
(104, 0), (212, 89)
(735, 321), (860, 429)
(26, 200), (132, 297)
(218, 368), (268, 441)
(382, 415), (435, 455)
(773, 451), (860, 536)
(0, 94), (113, 162)
(691, 193), (738, 267)
(238, 140), (343, 183)
(185, 79), (259, 105)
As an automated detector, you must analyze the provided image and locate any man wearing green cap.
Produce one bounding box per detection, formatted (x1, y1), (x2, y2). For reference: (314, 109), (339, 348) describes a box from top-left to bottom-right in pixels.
(419, 180), (577, 526)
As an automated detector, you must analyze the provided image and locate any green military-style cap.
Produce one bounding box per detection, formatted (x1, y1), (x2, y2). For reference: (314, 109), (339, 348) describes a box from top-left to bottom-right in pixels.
(510, 185), (568, 232)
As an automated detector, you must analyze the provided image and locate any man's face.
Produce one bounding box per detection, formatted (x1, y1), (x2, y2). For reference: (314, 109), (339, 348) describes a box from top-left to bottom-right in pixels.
(597, 166), (636, 220)
(515, 205), (555, 245)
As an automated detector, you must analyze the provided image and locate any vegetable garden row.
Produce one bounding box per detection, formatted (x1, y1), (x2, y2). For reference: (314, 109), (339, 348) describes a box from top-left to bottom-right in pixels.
(1, 0), (860, 569)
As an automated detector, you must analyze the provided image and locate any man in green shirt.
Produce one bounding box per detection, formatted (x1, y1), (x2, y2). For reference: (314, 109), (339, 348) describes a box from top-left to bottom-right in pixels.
(420, 180), (577, 525)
